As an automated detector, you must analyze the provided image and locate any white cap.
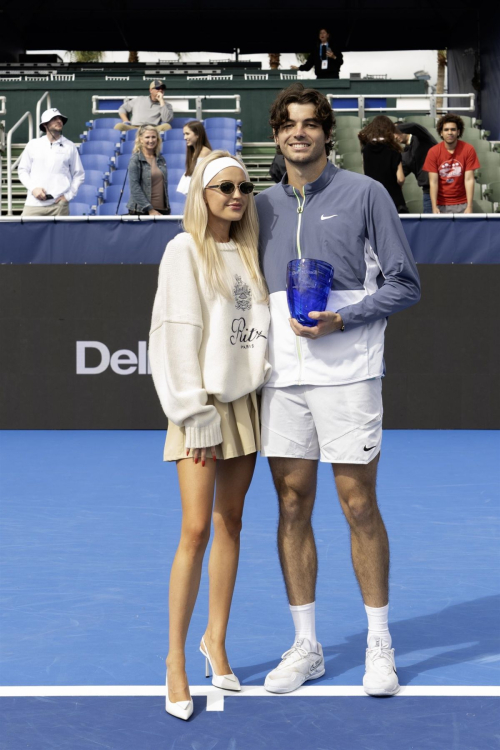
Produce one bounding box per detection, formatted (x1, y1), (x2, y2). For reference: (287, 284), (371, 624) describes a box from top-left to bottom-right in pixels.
(40, 107), (68, 131)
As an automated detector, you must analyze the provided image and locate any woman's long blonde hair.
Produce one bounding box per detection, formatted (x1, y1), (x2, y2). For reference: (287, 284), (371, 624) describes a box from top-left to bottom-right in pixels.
(132, 125), (162, 156)
(183, 150), (268, 302)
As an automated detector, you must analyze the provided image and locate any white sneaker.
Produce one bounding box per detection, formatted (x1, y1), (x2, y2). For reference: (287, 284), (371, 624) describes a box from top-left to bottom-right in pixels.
(264, 638), (325, 694)
(363, 639), (400, 696)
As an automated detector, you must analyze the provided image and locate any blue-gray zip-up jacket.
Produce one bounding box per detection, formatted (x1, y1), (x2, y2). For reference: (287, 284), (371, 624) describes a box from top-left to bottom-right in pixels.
(255, 161), (420, 388)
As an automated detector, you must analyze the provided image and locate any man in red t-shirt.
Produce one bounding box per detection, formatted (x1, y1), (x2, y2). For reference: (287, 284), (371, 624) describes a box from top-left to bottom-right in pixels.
(423, 114), (480, 214)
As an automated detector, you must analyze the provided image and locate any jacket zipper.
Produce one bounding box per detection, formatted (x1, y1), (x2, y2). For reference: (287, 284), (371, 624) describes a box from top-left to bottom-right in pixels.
(292, 187), (306, 384)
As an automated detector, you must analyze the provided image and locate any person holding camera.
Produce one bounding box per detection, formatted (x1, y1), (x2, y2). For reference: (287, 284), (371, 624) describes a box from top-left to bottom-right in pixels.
(291, 28), (343, 79)
(115, 80), (173, 133)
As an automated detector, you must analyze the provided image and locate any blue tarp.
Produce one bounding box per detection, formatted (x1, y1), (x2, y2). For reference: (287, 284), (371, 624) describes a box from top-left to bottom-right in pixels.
(0, 216), (499, 264)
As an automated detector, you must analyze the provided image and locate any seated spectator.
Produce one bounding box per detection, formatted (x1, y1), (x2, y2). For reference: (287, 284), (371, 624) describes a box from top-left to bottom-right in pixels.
(177, 121), (212, 195)
(395, 122), (438, 214)
(115, 80), (173, 133)
(291, 28), (343, 79)
(18, 107), (85, 217)
(423, 114), (480, 214)
(358, 115), (408, 213)
(127, 125), (170, 216)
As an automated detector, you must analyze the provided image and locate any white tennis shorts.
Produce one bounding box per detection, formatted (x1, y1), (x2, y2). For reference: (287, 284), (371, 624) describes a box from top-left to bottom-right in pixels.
(260, 378), (383, 464)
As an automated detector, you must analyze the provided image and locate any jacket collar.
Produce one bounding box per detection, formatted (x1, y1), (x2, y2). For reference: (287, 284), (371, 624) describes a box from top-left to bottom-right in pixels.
(281, 160), (339, 196)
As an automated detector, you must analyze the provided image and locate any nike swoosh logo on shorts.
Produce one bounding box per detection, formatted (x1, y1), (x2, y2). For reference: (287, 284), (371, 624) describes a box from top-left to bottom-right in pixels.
(321, 214), (338, 220)
(364, 445), (377, 451)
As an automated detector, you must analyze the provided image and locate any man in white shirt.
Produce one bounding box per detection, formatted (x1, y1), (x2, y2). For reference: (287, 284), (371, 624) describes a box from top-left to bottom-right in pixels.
(18, 107), (85, 216)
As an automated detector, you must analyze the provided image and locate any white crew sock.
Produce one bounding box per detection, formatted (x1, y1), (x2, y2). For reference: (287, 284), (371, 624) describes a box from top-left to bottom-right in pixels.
(365, 603), (392, 648)
(290, 602), (317, 649)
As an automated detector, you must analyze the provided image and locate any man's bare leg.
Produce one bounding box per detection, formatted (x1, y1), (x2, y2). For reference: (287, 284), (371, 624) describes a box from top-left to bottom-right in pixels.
(268, 457), (318, 605)
(332, 455), (389, 607)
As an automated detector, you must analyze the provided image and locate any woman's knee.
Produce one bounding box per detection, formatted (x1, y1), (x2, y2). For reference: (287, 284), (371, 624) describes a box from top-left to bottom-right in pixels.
(213, 509), (243, 541)
(180, 523), (211, 553)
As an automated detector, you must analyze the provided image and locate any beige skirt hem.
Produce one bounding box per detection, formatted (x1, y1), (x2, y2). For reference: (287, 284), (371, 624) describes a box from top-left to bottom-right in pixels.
(163, 391), (260, 462)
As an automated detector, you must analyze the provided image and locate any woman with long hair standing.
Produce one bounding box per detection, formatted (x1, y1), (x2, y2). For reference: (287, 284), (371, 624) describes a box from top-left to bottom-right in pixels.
(127, 125), (170, 215)
(358, 115), (407, 213)
(176, 120), (212, 195)
(149, 151), (271, 721)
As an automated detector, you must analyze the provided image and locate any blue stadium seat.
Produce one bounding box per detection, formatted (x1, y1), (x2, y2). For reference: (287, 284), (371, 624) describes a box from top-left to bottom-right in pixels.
(120, 141), (136, 155)
(80, 154), (111, 173)
(167, 168), (185, 185)
(169, 202), (185, 215)
(164, 153), (186, 169)
(103, 184), (130, 203)
(80, 141), (118, 157)
(204, 117), (241, 130)
(107, 169), (129, 187)
(96, 203), (122, 215)
(69, 201), (94, 216)
(164, 129), (186, 140)
(112, 154), (131, 170)
(83, 170), (107, 187)
(124, 129), (140, 142)
(85, 130), (123, 144)
(77, 185), (99, 204)
(162, 141), (185, 155)
(170, 117), (193, 129)
(209, 139), (240, 154)
(206, 127), (241, 141)
(87, 118), (122, 129)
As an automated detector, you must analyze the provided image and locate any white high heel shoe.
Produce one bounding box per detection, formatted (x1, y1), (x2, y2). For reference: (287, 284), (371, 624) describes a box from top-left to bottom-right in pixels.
(165, 670), (193, 721)
(200, 636), (241, 691)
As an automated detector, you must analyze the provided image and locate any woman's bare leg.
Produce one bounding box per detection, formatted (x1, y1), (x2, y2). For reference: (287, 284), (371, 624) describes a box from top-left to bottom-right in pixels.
(202, 453), (257, 674)
(166, 457), (216, 702)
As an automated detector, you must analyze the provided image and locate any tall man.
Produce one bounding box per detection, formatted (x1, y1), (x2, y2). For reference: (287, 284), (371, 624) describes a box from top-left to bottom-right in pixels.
(115, 80), (173, 132)
(423, 114), (480, 214)
(18, 107), (85, 217)
(255, 84), (420, 696)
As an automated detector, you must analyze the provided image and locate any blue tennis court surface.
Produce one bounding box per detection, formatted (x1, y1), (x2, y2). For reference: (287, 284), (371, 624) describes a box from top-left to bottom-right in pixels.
(1, 430), (499, 748)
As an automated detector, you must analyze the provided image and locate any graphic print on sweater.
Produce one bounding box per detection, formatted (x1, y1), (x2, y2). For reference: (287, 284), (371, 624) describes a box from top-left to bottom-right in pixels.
(233, 274), (252, 311)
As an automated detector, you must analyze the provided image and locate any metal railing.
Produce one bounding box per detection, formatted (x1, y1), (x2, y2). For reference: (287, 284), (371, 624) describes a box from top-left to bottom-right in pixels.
(326, 93), (476, 120)
(6, 111), (33, 215)
(35, 92), (51, 138)
(0, 96), (6, 115)
(91, 94), (240, 121)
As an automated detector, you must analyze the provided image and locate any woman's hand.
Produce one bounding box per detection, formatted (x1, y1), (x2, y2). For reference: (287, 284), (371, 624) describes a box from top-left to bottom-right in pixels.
(186, 446), (217, 467)
(148, 209), (162, 216)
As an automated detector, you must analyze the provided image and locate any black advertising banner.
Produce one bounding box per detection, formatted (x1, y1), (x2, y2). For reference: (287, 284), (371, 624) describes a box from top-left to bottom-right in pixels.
(1, 265), (499, 429)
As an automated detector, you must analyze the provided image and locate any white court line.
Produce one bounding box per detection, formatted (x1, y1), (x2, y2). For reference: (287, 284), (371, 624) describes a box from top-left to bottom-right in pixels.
(1, 685), (499, 711)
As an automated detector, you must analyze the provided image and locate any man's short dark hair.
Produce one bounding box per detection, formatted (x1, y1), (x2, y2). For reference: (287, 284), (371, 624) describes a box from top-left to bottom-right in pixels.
(269, 83), (335, 156)
(436, 114), (464, 138)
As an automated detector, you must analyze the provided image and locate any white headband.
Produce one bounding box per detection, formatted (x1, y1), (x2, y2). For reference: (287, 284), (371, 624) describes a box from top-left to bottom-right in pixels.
(202, 157), (248, 188)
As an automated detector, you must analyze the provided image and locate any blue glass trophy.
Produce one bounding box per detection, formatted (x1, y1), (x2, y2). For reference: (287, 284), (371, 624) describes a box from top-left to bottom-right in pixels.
(286, 258), (334, 328)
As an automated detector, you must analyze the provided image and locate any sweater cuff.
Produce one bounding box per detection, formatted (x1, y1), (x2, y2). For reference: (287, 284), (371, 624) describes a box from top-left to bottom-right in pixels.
(185, 420), (223, 450)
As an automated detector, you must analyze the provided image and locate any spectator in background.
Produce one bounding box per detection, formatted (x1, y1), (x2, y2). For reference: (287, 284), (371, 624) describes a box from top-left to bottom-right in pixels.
(291, 28), (343, 79)
(18, 107), (85, 217)
(423, 114), (480, 214)
(177, 121), (212, 196)
(395, 122), (438, 214)
(358, 115), (407, 213)
(115, 80), (173, 133)
(269, 153), (286, 183)
(127, 125), (170, 216)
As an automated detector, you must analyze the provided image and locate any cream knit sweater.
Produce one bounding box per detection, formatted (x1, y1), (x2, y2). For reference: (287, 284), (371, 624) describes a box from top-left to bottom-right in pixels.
(149, 232), (271, 449)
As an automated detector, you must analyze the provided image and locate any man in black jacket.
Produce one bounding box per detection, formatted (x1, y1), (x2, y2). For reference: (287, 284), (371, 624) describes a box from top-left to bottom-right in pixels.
(291, 28), (343, 79)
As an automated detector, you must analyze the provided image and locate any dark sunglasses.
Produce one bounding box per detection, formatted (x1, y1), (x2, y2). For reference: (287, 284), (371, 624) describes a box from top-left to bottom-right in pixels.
(206, 181), (254, 195)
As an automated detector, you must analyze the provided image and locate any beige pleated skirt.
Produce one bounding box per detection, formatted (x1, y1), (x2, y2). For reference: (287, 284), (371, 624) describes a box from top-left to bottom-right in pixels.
(163, 391), (260, 461)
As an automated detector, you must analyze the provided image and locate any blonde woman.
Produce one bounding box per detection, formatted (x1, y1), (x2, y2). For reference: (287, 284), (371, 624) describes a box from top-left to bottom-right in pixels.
(149, 151), (271, 720)
(127, 125), (170, 215)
